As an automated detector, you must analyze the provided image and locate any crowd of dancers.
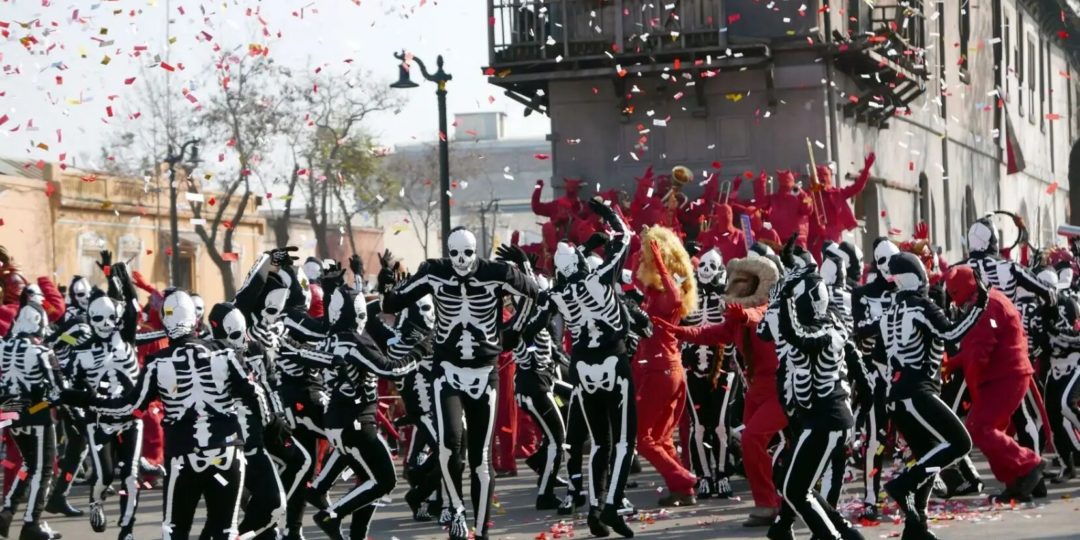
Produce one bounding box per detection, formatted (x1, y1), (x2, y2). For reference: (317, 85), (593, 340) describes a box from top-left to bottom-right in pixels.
(0, 151), (1076, 540)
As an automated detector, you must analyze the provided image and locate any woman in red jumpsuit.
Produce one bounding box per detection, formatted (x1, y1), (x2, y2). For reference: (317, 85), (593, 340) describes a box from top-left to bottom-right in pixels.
(653, 255), (786, 526)
(634, 227), (699, 506)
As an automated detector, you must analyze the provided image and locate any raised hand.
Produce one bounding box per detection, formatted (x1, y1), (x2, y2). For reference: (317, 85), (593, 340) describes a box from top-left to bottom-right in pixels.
(581, 231), (611, 253)
(97, 250), (113, 274)
(349, 254), (364, 276)
(863, 152), (876, 171)
(587, 196), (614, 218)
(495, 244), (529, 268)
(269, 246), (299, 267)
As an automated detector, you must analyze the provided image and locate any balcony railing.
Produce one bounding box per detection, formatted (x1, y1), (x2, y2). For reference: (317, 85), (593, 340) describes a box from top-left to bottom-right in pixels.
(488, 0), (816, 67)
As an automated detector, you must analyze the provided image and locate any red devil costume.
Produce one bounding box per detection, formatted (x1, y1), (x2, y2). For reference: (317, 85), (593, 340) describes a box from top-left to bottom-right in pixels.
(532, 178), (584, 238)
(742, 171), (813, 248)
(657, 256), (786, 517)
(944, 266), (1046, 495)
(695, 204), (748, 263)
(806, 153), (875, 258)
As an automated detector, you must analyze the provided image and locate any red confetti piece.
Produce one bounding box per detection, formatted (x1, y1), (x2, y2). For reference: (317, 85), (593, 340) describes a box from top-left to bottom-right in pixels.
(533, 153), (550, 160)
(124, 77), (136, 85)
(295, 402), (304, 411)
(207, 197), (216, 206)
(106, 106), (113, 117)
(711, 161), (722, 169)
(44, 181), (56, 198)
(17, 470), (26, 481)
(165, 247), (173, 256)
(160, 62), (175, 72)
(1047, 182), (1059, 195)
(0, 115), (7, 126)
(222, 252), (239, 262)
(728, 13), (741, 24)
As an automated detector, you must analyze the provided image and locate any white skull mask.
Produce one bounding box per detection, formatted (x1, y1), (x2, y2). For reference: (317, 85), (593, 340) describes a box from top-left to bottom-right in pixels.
(873, 240), (900, 279)
(162, 291), (197, 339)
(696, 249), (724, 286)
(553, 242), (581, 278)
(88, 296), (121, 339)
(219, 307), (247, 349)
(261, 288), (288, 323)
(327, 288), (368, 331)
(192, 294), (205, 321)
(448, 229), (479, 276)
(303, 259), (323, 282)
(69, 277), (91, 310)
(23, 284), (44, 306)
(820, 258), (840, 287)
(10, 304), (46, 337)
(354, 295), (368, 330)
(1058, 268), (1075, 291)
(415, 295), (435, 329)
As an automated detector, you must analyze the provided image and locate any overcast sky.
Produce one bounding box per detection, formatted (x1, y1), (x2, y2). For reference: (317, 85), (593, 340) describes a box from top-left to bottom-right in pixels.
(0, 0), (550, 170)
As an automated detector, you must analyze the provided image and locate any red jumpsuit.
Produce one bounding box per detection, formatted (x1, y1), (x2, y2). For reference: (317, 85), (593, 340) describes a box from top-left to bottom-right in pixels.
(750, 171), (814, 248)
(634, 241), (697, 496)
(668, 304), (786, 510)
(493, 350), (519, 474)
(945, 268), (1043, 485)
(807, 154), (873, 258)
(695, 204), (748, 262)
(532, 179), (584, 239)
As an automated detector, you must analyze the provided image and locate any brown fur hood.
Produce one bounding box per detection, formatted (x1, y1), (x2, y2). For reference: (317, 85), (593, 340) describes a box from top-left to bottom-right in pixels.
(725, 256), (779, 308)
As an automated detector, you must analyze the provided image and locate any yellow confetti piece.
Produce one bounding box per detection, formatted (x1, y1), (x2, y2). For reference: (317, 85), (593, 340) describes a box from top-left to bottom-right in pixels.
(36, 143), (49, 151)
(28, 402), (49, 414)
(168, 36), (177, 45)
(101, 55), (111, 65)
(59, 333), (78, 346)
(66, 98), (82, 106)
(725, 93), (744, 102)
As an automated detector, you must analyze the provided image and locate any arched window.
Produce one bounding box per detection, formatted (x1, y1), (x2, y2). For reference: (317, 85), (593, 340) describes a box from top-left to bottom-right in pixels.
(77, 231), (107, 286)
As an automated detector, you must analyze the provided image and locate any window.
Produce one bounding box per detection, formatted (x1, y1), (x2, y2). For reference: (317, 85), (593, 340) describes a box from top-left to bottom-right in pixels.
(175, 251), (195, 291)
(117, 235), (141, 271)
(959, 0), (971, 80)
(1004, 16), (1010, 96)
(1028, 38), (1036, 122)
(1017, 13), (1024, 114)
(77, 231), (107, 287)
(1039, 38), (1046, 133)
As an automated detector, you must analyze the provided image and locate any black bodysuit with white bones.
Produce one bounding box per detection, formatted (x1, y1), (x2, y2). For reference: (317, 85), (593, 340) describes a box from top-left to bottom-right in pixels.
(305, 284), (422, 540)
(383, 228), (538, 540)
(231, 253), (314, 540)
(72, 289), (267, 540)
(681, 248), (737, 499)
(879, 253), (985, 534)
(0, 303), (64, 540)
(522, 200), (637, 538)
(1042, 295), (1080, 476)
(66, 263), (144, 538)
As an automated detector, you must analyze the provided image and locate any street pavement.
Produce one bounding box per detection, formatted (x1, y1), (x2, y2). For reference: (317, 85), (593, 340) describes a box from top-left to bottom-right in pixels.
(31, 453), (1080, 539)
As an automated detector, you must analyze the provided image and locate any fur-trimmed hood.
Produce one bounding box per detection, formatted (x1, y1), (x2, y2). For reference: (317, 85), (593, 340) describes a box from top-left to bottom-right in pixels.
(725, 256), (779, 308)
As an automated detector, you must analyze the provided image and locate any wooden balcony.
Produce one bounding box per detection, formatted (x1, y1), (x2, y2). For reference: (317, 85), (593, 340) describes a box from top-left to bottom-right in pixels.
(832, 1), (929, 128)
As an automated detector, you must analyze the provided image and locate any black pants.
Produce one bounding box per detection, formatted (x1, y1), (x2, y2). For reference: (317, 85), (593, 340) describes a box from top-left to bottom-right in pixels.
(3, 424), (56, 524)
(685, 372), (733, 484)
(162, 446), (246, 540)
(86, 420), (143, 528)
(1045, 367), (1080, 462)
(325, 420), (397, 537)
(515, 372), (566, 497)
(573, 354), (636, 509)
(277, 381), (325, 535)
(398, 368), (441, 506)
(819, 431), (850, 509)
(855, 370), (889, 505)
(563, 387), (588, 499)
(51, 409), (86, 501)
(887, 392), (972, 520)
(779, 427), (857, 539)
(238, 447), (286, 539)
(432, 363), (498, 538)
(939, 375), (983, 493)
(264, 434), (311, 520)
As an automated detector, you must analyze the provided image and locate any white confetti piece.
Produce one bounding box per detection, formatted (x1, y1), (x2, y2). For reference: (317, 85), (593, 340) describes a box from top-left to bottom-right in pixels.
(214, 473), (228, 486)
(185, 192), (204, 203)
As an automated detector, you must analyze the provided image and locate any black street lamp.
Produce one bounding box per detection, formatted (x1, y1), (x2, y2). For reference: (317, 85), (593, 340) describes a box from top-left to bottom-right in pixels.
(391, 50), (453, 257)
(164, 139), (200, 287)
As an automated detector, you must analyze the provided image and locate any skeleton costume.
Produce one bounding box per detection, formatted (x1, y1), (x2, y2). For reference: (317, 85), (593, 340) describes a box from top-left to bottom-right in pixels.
(0, 303), (64, 540)
(206, 302), (283, 540)
(848, 238), (898, 517)
(232, 252), (314, 540)
(65, 263), (143, 539)
(63, 289), (264, 540)
(307, 285), (421, 540)
(681, 249), (735, 499)
(504, 274), (567, 509)
(522, 199), (636, 538)
(879, 253), (985, 539)
(43, 277), (96, 518)
(1043, 293), (1080, 482)
(771, 273), (862, 540)
(383, 228), (538, 540)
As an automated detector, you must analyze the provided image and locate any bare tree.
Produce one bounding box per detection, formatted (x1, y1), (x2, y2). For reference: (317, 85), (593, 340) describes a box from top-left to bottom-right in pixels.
(184, 54), (297, 298)
(384, 144), (485, 258)
(298, 71), (400, 258)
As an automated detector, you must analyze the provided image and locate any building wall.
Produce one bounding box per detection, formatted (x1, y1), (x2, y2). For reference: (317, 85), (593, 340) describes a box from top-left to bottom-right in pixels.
(0, 173), (57, 279)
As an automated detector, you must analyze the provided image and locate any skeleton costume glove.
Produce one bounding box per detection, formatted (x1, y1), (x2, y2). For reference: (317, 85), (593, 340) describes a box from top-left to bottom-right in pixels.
(587, 196), (615, 219)
(582, 231), (611, 253)
(96, 249), (113, 275)
(269, 246), (299, 267)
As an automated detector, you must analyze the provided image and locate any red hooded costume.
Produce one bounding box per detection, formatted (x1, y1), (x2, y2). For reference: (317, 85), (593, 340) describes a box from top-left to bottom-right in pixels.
(532, 178), (584, 237)
(944, 266), (1044, 485)
(807, 153), (874, 257)
(695, 203), (748, 263)
(752, 171), (813, 248)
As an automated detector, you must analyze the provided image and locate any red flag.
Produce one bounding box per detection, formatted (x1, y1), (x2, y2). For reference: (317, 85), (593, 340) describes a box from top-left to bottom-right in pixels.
(1001, 93), (1026, 174)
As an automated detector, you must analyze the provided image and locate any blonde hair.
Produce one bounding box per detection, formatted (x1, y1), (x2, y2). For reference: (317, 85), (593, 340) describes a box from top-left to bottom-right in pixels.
(636, 226), (697, 318)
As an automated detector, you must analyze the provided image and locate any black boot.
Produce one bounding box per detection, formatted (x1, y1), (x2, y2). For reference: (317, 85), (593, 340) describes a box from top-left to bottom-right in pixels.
(0, 509), (12, 539)
(599, 504), (634, 538)
(900, 517), (939, 540)
(303, 486), (329, 511)
(89, 502), (107, 533)
(17, 522), (51, 540)
(44, 494), (81, 518)
(312, 510), (345, 540)
(536, 493), (561, 510)
(586, 506), (610, 538)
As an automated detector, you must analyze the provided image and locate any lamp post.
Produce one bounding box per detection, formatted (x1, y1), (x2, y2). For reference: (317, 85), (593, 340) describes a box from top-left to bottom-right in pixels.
(164, 139), (200, 286)
(391, 50), (453, 257)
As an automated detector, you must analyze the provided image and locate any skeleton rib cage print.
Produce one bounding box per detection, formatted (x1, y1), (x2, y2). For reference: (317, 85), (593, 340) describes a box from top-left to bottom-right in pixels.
(0, 339), (61, 421)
